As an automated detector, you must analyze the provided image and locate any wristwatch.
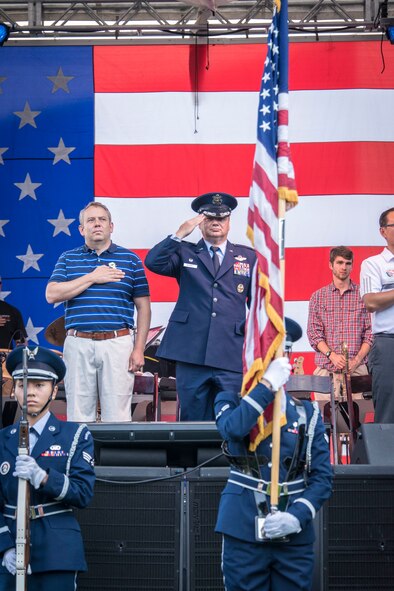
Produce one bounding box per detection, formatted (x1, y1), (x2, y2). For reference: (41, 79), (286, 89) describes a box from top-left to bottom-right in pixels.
(325, 349), (332, 358)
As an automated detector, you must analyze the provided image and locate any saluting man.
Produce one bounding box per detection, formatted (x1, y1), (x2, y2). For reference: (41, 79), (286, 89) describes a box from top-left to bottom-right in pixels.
(0, 346), (95, 591)
(215, 353), (333, 591)
(145, 192), (256, 421)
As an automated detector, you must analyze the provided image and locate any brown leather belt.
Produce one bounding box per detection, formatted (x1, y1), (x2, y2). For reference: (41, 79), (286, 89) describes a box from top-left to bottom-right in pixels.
(66, 328), (130, 340)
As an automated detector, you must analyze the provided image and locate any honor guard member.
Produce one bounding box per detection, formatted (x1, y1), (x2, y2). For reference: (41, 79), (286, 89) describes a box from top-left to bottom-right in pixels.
(0, 346), (95, 591)
(214, 334), (333, 590)
(145, 192), (256, 421)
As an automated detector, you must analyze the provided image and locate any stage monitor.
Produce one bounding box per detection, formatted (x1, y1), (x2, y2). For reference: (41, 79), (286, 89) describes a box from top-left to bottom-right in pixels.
(88, 422), (226, 468)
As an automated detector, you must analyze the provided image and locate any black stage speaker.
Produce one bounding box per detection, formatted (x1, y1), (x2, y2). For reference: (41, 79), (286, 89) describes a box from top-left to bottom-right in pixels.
(318, 465), (394, 591)
(75, 467), (182, 591)
(351, 423), (394, 465)
(187, 468), (228, 591)
(89, 422), (224, 469)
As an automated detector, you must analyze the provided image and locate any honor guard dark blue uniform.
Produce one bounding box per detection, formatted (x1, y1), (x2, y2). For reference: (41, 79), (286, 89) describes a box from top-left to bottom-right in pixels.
(0, 347), (95, 591)
(214, 357), (333, 591)
(145, 192), (256, 421)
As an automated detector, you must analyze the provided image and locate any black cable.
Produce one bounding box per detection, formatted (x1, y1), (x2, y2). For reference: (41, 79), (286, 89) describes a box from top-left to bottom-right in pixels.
(161, 27), (250, 38)
(194, 33), (199, 134)
(7, 329), (26, 351)
(373, 1), (388, 73)
(95, 451), (225, 486)
(380, 32), (386, 73)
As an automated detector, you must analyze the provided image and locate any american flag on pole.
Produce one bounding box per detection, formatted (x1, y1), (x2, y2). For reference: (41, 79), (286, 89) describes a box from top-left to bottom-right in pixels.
(242, 0), (298, 447)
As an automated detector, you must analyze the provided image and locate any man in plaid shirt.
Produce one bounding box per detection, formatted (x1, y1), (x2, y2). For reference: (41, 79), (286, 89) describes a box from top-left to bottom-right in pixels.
(307, 246), (373, 401)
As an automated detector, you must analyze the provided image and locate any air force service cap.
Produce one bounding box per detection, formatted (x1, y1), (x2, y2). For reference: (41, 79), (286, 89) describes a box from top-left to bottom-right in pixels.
(239, 317), (301, 339)
(191, 192), (238, 218)
(285, 317), (302, 345)
(6, 346), (66, 383)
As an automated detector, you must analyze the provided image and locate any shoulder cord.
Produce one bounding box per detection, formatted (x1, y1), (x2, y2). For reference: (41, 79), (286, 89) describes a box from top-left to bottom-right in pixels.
(305, 402), (320, 473)
(65, 423), (87, 477)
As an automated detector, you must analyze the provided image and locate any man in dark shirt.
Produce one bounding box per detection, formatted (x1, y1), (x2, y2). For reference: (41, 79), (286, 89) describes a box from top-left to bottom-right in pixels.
(0, 277), (27, 349)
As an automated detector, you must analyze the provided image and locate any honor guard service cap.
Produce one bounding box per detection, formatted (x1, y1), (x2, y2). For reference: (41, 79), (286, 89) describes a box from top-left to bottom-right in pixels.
(285, 317), (302, 344)
(239, 317), (302, 343)
(6, 346), (66, 383)
(191, 192), (238, 218)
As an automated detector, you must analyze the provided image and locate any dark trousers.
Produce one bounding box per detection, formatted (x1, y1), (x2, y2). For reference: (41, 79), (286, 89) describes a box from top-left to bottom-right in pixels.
(222, 535), (314, 591)
(0, 571), (77, 591)
(369, 334), (394, 423)
(175, 362), (243, 421)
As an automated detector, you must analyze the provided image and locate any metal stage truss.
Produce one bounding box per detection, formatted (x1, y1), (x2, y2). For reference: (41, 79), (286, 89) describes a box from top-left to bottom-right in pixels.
(0, 0), (393, 43)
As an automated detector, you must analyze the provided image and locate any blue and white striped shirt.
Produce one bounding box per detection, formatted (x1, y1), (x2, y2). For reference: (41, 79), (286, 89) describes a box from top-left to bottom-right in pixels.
(48, 243), (150, 331)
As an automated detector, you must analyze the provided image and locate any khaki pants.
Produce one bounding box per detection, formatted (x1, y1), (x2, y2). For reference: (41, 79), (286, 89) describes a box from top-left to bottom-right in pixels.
(63, 333), (135, 422)
(312, 364), (369, 401)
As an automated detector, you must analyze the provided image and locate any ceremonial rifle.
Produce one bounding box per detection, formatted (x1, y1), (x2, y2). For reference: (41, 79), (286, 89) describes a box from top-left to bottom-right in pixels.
(15, 347), (31, 591)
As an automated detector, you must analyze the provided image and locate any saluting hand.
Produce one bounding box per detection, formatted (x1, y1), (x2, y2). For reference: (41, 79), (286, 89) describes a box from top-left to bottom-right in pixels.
(90, 265), (125, 284)
(175, 214), (205, 240)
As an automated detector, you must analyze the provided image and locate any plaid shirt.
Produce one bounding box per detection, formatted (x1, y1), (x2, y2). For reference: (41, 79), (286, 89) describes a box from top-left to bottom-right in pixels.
(307, 280), (373, 371)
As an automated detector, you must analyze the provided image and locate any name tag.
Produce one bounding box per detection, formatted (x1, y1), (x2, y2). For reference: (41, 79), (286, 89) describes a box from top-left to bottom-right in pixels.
(183, 263), (198, 268)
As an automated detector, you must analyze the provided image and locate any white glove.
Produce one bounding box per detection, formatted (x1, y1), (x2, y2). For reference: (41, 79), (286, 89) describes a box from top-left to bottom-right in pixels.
(2, 548), (16, 576)
(263, 511), (301, 538)
(263, 357), (292, 391)
(13, 455), (47, 490)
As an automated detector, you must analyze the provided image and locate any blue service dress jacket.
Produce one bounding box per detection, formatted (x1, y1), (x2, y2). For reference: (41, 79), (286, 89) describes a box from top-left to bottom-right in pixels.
(0, 413), (95, 573)
(214, 383), (333, 545)
(145, 236), (256, 372)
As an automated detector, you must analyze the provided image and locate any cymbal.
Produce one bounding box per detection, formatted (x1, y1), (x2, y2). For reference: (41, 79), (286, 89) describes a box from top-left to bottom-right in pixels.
(1, 378), (13, 397)
(45, 316), (66, 347)
(0, 349), (11, 380)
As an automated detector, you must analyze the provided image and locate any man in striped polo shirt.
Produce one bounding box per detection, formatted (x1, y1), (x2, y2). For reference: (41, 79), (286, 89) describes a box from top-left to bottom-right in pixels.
(46, 201), (151, 422)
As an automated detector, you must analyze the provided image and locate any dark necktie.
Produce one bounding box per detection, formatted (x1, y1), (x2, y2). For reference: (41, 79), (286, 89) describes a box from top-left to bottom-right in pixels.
(210, 246), (221, 275)
(29, 427), (39, 451)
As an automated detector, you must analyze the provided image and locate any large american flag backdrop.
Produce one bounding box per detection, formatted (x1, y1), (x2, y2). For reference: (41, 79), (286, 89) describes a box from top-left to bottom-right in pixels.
(1, 42), (394, 371)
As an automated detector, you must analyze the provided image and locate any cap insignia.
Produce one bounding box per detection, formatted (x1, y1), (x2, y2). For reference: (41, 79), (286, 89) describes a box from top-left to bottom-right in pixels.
(212, 194), (223, 205)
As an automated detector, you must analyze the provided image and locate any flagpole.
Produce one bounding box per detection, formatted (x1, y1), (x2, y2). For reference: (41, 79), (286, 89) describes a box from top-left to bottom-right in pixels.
(269, 196), (286, 512)
(270, 386), (283, 511)
(241, 0), (297, 515)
